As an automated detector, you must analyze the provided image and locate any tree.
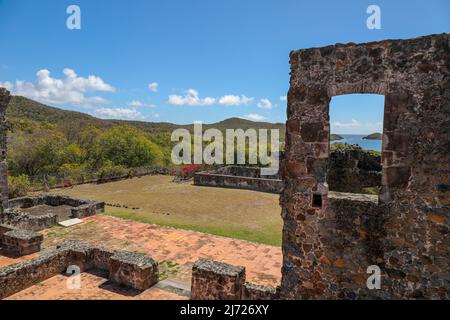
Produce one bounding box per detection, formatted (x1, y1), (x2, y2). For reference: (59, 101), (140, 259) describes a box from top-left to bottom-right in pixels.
(7, 127), (68, 176)
(92, 125), (164, 168)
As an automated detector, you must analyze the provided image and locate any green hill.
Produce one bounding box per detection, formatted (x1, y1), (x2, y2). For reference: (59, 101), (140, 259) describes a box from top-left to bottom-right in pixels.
(330, 134), (344, 141)
(363, 133), (383, 140)
(4, 96), (289, 184)
(6, 96), (285, 138)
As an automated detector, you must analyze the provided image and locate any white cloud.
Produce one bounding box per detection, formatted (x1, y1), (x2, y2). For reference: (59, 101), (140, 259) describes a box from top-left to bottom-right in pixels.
(331, 119), (383, 134)
(280, 96), (287, 102)
(0, 81), (13, 91)
(127, 100), (156, 108)
(92, 107), (143, 120)
(242, 113), (267, 122)
(148, 82), (159, 92)
(168, 89), (216, 106)
(1, 68), (115, 107)
(257, 98), (273, 110)
(128, 100), (144, 107)
(168, 89), (255, 107)
(218, 95), (254, 106)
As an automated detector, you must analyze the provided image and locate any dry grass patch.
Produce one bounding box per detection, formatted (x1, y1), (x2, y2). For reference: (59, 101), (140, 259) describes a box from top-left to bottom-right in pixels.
(46, 175), (282, 246)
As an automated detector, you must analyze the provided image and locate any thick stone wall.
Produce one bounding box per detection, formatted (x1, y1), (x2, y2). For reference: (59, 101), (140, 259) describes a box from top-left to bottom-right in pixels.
(0, 89), (10, 213)
(282, 34), (450, 299)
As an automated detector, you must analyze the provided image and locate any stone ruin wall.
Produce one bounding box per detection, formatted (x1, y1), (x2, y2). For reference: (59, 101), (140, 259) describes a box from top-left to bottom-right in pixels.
(282, 33), (450, 299)
(328, 145), (381, 193)
(1, 34), (449, 300)
(0, 88), (10, 214)
(0, 240), (159, 299)
(194, 167), (283, 194)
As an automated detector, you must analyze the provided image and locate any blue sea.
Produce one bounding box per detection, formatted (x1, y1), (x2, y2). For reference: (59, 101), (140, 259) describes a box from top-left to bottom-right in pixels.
(331, 134), (382, 151)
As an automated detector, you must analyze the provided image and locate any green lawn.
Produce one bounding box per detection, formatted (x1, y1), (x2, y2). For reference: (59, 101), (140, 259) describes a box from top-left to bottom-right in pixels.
(49, 175), (283, 246)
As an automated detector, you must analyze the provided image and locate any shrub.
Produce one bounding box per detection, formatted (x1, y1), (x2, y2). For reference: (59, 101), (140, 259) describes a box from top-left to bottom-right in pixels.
(8, 175), (31, 198)
(97, 161), (128, 181)
(367, 149), (382, 157)
(59, 163), (90, 183)
(93, 126), (165, 168)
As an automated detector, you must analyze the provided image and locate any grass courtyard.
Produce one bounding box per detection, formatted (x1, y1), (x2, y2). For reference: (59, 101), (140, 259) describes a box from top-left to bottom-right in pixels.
(47, 175), (282, 246)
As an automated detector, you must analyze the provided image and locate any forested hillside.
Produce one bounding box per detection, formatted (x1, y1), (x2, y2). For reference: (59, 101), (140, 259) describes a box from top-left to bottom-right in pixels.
(5, 96), (286, 196)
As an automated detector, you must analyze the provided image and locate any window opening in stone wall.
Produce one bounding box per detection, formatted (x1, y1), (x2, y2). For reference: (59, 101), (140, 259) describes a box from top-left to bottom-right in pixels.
(328, 94), (384, 197)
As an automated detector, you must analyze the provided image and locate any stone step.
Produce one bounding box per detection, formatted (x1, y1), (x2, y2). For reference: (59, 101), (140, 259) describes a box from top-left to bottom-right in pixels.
(155, 278), (191, 297)
(58, 218), (83, 227)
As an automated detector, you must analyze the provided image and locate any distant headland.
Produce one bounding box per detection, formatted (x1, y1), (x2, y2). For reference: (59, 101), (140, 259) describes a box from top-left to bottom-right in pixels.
(363, 133), (382, 140)
(330, 134), (344, 141)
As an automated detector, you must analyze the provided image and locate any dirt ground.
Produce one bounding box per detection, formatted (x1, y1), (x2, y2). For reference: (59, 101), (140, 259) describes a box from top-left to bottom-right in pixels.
(46, 175), (282, 246)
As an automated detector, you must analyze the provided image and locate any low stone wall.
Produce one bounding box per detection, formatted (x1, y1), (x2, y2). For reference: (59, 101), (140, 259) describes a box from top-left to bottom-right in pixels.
(3, 213), (58, 232)
(216, 166), (280, 179)
(2, 229), (43, 256)
(0, 239), (160, 299)
(191, 259), (279, 300)
(191, 259), (246, 300)
(4, 195), (105, 231)
(0, 224), (15, 239)
(109, 251), (159, 290)
(242, 283), (280, 300)
(0, 249), (69, 299)
(194, 171), (283, 194)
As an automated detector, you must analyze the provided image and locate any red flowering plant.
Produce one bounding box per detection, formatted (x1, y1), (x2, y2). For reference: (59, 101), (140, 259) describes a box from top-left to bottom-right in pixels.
(178, 164), (207, 180)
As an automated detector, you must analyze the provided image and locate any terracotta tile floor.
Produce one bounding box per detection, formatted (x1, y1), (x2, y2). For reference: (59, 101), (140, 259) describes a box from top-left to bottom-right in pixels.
(0, 251), (38, 269)
(93, 215), (282, 286)
(44, 215), (282, 286)
(6, 270), (187, 300)
(3, 215), (282, 300)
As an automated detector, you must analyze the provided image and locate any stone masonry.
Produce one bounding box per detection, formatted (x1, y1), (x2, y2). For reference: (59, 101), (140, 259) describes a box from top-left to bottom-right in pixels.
(0, 240), (160, 299)
(191, 259), (280, 300)
(109, 251), (159, 290)
(191, 259), (246, 300)
(328, 145), (381, 193)
(282, 33), (449, 299)
(0, 88), (10, 213)
(1, 34), (449, 300)
(4, 195), (105, 231)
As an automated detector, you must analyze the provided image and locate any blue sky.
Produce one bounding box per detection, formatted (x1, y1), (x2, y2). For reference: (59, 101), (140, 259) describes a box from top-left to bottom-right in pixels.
(0, 0), (449, 133)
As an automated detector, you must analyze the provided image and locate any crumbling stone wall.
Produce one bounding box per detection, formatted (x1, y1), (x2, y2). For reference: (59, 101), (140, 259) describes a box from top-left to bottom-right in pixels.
(282, 34), (450, 299)
(191, 259), (279, 300)
(0, 89), (10, 214)
(0, 240), (160, 299)
(4, 195), (105, 231)
(328, 145), (381, 193)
